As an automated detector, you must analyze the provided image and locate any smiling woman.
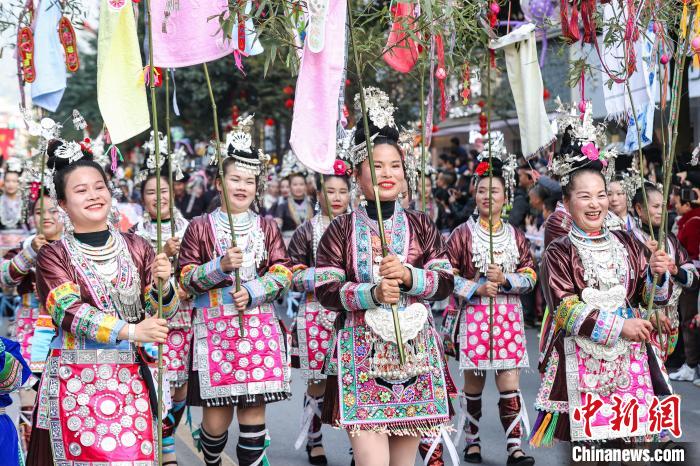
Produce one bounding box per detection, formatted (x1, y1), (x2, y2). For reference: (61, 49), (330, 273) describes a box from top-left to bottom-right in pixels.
(27, 137), (179, 466)
(314, 88), (455, 466)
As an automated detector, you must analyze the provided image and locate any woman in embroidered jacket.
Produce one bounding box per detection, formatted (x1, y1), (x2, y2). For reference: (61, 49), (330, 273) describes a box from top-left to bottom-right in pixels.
(1, 194), (62, 451)
(289, 168), (351, 465)
(0, 337), (35, 466)
(630, 184), (698, 362)
(532, 161), (673, 446)
(315, 90), (454, 466)
(131, 139), (192, 466)
(27, 138), (178, 466)
(447, 157), (537, 466)
(177, 118), (292, 466)
(275, 152), (313, 243)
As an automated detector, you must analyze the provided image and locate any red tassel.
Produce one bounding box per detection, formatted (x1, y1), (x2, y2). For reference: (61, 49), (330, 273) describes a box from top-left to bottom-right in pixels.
(237, 0), (246, 51)
(435, 34), (447, 120)
(569, 1), (581, 42)
(581, 0), (596, 44)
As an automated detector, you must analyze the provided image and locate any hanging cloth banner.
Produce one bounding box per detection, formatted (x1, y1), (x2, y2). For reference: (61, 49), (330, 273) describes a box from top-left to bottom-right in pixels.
(490, 23), (555, 160)
(151, 0), (237, 68)
(600, 3), (657, 123)
(31, 0), (66, 112)
(289, 0), (347, 174)
(97, 0), (150, 144)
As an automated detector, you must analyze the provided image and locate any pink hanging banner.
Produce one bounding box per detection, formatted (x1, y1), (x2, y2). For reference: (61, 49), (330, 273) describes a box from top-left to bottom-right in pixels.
(289, 0), (347, 174)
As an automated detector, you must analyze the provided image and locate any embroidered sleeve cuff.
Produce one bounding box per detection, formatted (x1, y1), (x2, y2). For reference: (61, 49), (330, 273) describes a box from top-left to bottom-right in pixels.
(502, 269), (536, 294)
(645, 270), (670, 303)
(15, 243), (38, 272)
(403, 265), (439, 299)
(242, 280), (266, 309)
(70, 303), (127, 345)
(454, 276), (480, 301)
(589, 311), (624, 346)
(339, 282), (376, 311)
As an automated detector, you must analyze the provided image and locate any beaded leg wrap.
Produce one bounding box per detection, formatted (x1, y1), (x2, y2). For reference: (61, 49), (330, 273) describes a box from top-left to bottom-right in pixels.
(200, 427), (229, 466)
(419, 440), (445, 466)
(237, 423), (270, 466)
(295, 393), (324, 450)
(499, 390), (524, 455)
(163, 399), (187, 439)
(462, 392), (482, 448)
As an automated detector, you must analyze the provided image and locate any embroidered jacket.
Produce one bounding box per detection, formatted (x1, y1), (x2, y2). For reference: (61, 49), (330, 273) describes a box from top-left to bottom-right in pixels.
(315, 204), (454, 314)
(177, 212), (292, 308)
(288, 219), (317, 293)
(36, 233), (179, 349)
(0, 239), (37, 291)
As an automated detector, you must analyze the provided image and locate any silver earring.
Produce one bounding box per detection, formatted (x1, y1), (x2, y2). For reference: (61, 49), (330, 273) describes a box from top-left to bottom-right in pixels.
(58, 206), (74, 234)
(359, 193), (367, 207)
(314, 200), (320, 214)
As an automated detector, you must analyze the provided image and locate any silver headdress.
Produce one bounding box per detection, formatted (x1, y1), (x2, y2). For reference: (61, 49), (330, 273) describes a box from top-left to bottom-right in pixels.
(350, 87), (398, 166)
(135, 131), (187, 185)
(279, 149), (308, 179)
(5, 157), (24, 174)
(212, 115), (271, 200)
(474, 131), (518, 204)
(399, 128), (420, 195)
(549, 99), (617, 186)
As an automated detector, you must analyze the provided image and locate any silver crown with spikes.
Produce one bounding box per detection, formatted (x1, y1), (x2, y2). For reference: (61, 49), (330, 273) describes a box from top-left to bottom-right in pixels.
(279, 150), (308, 179)
(475, 131), (518, 204)
(350, 87), (398, 166)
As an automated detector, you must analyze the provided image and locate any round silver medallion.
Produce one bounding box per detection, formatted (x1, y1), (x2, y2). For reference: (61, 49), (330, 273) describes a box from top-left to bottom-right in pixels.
(268, 340), (278, 351)
(239, 357), (249, 367)
(131, 380), (144, 394)
(309, 340), (319, 350)
(226, 352), (235, 361)
(69, 442), (82, 456)
(207, 322), (215, 331)
(100, 399), (117, 416)
(121, 431), (137, 447)
(249, 316), (260, 327)
(170, 333), (183, 346)
(211, 350), (223, 362)
(264, 356), (275, 368)
(59, 366), (72, 379)
(81, 368), (95, 383)
(249, 327), (260, 339)
(168, 350), (177, 358)
(67, 415), (82, 431)
(96, 423), (108, 435)
(238, 339), (252, 354)
(62, 396), (77, 411)
(135, 398), (149, 413)
(84, 417), (96, 429)
(117, 368), (131, 383)
(97, 365), (113, 380)
(101, 436), (117, 452)
(106, 379), (118, 391)
(109, 422), (122, 435)
(118, 383), (129, 395)
(95, 379), (107, 390)
(212, 372), (222, 382)
(252, 354), (262, 365)
(252, 367), (265, 380)
(84, 384), (96, 396)
(80, 431), (96, 447)
(125, 405), (136, 416)
(120, 415), (133, 428)
(134, 416), (148, 432)
(262, 325), (272, 337)
(273, 367), (282, 377)
(225, 328), (236, 338)
(216, 321), (227, 332)
(141, 440), (154, 455)
(220, 362), (233, 374)
(235, 370), (247, 382)
(212, 334), (222, 345)
(77, 393), (90, 406)
(67, 378), (82, 393)
(309, 326), (319, 337)
(255, 340), (265, 351)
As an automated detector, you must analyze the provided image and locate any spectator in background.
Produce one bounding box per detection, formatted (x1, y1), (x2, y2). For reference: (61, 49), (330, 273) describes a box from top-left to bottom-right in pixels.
(279, 178), (291, 200)
(450, 137), (467, 160)
(174, 173), (206, 219)
(262, 178), (280, 215)
(509, 167), (536, 230)
(439, 154), (457, 174)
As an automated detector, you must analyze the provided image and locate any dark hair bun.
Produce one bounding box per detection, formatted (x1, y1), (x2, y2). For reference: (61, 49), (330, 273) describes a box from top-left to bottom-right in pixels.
(46, 138), (93, 172)
(354, 122), (400, 146)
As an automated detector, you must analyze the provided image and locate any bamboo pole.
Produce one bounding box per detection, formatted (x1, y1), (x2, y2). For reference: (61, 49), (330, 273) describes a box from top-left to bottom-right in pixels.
(319, 174), (334, 220)
(203, 62), (244, 337)
(347, 0), (405, 364)
(37, 149), (47, 235)
(164, 70), (176, 234)
(420, 60), (427, 212)
(486, 60), (495, 364)
(145, 1), (164, 464)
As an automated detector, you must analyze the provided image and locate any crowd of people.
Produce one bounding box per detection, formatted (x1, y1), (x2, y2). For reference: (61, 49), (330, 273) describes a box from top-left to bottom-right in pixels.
(0, 89), (698, 466)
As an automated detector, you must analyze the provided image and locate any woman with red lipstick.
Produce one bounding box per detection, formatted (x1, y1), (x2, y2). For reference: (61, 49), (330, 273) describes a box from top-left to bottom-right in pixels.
(446, 146), (537, 466)
(132, 131), (191, 466)
(289, 162), (351, 465)
(27, 137), (178, 466)
(177, 116), (292, 466)
(1, 191), (63, 452)
(531, 128), (674, 448)
(315, 88), (455, 466)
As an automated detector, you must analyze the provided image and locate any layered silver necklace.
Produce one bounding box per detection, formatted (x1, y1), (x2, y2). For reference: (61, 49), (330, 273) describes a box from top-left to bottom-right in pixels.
(311, 214), (330, 262)
(469, 217), (520, 274)
(135, 209), (189, 251)
(65, 229), (143, 323)
(569, 226), (628, 290)
(213, 209), (266, 282)
(0, 194), (21, 228)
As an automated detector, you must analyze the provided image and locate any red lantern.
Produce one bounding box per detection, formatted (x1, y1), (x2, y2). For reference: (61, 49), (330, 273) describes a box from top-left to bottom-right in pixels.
(265, 118), (275, 126)
(283, 85), (294, 95)
(285, 98), (295, 109)
(345, 79), (351, 86)
(478, 100), (486, 108)
(432, 125), (440, 133)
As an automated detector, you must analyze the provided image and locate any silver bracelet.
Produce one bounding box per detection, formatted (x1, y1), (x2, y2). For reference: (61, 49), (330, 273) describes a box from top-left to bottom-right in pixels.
(128, 324), (136, 342)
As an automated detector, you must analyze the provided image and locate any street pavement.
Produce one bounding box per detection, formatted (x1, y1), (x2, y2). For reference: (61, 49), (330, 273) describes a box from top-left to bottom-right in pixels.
(3, 313), (698, 465)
